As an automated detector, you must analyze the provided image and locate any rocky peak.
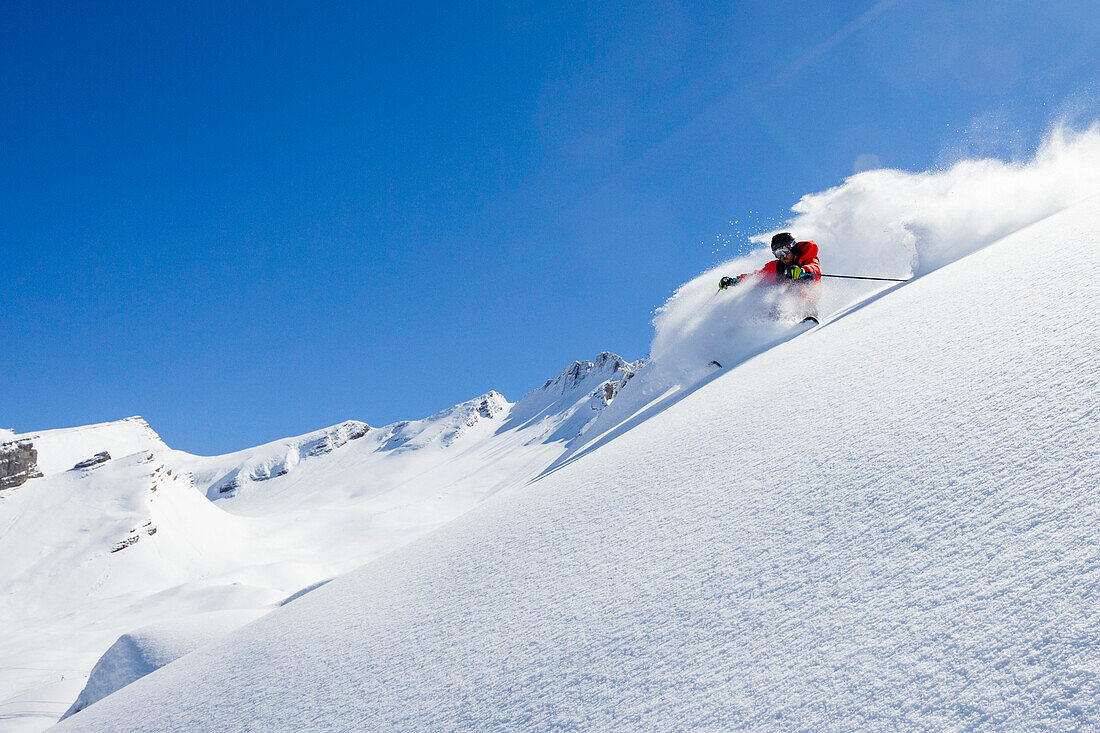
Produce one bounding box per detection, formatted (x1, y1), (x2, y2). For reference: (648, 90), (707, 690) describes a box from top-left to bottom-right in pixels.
(542, 352), (638, 395)
(304, 421), (371, 458)
(476, 391), (508, 419)
(209, 421), (372, 498)
(593, 351), (628, 371)
(376, 391), (511, 453)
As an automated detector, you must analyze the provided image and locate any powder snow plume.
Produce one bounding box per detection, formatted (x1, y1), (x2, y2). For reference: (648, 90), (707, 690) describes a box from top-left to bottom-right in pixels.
(649, 123), (1100, 383)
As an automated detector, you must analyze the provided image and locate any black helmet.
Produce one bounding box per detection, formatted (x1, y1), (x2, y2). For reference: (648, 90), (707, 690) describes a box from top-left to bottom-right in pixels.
(771, 232), (796, 253)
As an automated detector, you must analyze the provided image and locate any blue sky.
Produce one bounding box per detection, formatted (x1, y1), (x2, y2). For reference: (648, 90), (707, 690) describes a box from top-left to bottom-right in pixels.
(3, 1), (1098, 454)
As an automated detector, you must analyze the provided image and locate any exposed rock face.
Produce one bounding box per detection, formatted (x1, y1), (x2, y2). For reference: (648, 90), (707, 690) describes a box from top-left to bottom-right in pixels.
(0, 440), (42, 490)
(74, 451), (112, 469)
(590, 352), (640, 406)
(110, 535), (140, 553)
(498, 352), (642, 447)
(541, 352), (639, 402)
(303, 421), (370, 458)
(209, 421), (371, 498)
(477, 393), (506, 419)
(377, 392), (510, 453)
(111, 520), (159, 553)
(537, 352), (641, 409)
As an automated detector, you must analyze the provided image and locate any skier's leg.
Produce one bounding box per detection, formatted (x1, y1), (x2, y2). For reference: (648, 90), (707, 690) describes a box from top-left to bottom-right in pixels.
(798, 281), (820, 321)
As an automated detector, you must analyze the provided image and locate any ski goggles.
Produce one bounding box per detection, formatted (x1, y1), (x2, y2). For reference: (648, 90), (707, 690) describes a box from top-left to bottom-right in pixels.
(772, 245), (792, 258)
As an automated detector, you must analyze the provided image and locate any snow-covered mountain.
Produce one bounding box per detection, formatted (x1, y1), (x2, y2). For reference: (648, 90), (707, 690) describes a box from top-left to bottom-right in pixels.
(5, 127), (1100, 731)
(0, 352), (638, 731)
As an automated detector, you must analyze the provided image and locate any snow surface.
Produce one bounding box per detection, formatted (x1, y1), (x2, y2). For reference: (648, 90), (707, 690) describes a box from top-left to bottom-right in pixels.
(60, 610), (266, 720)
(18, 417), (166, 477)
(52, 164), (1100, 727)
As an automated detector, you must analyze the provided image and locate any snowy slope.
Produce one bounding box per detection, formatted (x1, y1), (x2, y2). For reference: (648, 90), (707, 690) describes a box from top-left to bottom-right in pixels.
(164, 354), (637, 572)
(0, 440), (287, 733)
(0, 353), (636, 732)
(17, 416), (166, 476)
(55, 196), (1100, 731)
(59, 609), (268, 721)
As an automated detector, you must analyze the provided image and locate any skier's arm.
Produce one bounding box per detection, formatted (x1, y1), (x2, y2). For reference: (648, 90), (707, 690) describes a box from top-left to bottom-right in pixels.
(800, 257), (822, 276)
(784, 258), (821, 280)
(719, 261), (779, 289)
(794, 242), (822, 279)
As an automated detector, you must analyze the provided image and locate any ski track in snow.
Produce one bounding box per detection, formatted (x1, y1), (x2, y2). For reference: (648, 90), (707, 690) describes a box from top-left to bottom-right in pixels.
(51, 195), (1100, 731)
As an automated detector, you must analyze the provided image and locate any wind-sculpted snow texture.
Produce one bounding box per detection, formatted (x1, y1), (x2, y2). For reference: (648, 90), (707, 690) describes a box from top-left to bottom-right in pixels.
(60, 610), (266, 721)
(55, 195), (1100, 730)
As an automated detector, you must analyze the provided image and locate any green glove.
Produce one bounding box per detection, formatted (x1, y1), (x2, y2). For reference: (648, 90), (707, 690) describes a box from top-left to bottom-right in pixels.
(719, 276), (740, 290)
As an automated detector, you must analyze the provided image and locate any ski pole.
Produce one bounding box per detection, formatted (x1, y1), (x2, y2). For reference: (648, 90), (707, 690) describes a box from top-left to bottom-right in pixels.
(814, 273), (909, 282)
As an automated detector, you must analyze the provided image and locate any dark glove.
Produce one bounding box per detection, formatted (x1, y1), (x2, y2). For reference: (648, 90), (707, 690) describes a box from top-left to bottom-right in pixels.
(784, 265), (815, 280)
(719, 276), (740, 290)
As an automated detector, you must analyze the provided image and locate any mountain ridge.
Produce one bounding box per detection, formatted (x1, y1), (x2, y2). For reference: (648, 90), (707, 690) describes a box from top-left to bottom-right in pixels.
(0, 352), (641, 732)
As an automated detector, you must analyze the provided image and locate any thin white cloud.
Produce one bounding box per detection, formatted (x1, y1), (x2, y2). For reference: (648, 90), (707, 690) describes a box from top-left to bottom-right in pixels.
(767, 0), (903, 88)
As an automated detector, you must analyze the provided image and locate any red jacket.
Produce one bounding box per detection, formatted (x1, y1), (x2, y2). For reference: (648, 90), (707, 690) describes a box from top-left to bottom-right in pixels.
(741, 240), (822, 282)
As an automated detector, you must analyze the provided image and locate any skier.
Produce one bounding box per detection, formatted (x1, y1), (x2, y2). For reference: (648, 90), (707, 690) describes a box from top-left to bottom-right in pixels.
(718, 232), (822, 322)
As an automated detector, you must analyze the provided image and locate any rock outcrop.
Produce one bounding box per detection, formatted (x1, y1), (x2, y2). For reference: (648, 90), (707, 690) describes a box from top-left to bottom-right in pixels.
(0, 440), (42, 490)
(74, 451), (112, 469)
(208, 421), (371, 498)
